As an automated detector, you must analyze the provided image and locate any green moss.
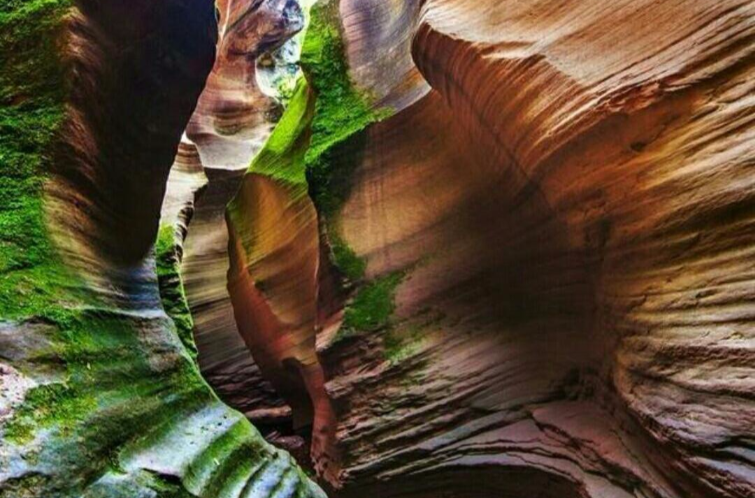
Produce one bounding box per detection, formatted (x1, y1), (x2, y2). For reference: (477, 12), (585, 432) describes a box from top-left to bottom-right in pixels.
(273, 73), (299, 107)
(155, 224), (197, 356)
(383, 324), (426, 366)
(183, 420), (261, 495)
(329, 232), (366, 281)
(3, 306), (213, 451)
(300, 0), (390, 218)
(0, 0), (99, 448)
(4, 383), (97, 444)
(0, 0), (77, 323)
(337, 271), (404, 340)
(147, 474), (194, 498)
(245, 77), (314, 188)
(0, 474), (49, 498)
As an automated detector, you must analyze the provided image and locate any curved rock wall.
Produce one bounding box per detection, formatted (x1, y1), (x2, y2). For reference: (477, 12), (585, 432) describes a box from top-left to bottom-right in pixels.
(225, 0), (755, 496)
(408, 1), (755, 496)
(4, 0), (751, 496)
(167, 0), (306, 435)
(187, 0), (303, 170)
(0, 1), (324, 496)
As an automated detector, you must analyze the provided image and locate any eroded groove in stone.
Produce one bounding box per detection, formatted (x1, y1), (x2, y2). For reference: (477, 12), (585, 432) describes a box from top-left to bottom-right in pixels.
(161, 0), (310, 442)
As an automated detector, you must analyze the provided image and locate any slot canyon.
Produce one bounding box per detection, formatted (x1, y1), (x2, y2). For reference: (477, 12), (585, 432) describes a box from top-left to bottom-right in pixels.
(0, 0), (753, 497)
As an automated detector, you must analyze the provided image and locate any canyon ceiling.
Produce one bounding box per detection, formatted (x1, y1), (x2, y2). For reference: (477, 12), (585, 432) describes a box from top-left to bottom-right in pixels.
(0, 0), (753, 497)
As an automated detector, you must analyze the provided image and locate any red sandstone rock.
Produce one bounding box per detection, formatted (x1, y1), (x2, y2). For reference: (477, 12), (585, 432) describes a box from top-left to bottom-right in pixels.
(225, 0), (755, 496)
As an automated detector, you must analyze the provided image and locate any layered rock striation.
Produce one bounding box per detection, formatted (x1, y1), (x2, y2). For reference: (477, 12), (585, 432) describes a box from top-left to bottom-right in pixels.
(1, 0), (753, 496)
(161, 0), (308, 437)
(225, 0), (755, 497)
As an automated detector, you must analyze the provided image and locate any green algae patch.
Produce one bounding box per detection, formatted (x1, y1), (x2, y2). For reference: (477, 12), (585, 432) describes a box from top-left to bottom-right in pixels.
(4, 383), (97, 444)
(156, 224), (197, 356)
(329, 232), (366, 281)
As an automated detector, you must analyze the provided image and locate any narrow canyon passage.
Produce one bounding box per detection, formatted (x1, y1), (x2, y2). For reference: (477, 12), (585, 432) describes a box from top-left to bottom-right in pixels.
(0, 0), (323, 496)
(0, 0), (753, 497)
(159, 0), (316, 463)
(161, 0), (755, 497)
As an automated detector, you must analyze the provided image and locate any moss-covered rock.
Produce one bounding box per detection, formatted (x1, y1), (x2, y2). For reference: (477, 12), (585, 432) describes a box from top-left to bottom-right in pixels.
(230, 0), (404, 343)
(337, 271), (405, 341)
(300, 0), (390, 219)
(155, 224), (197, 357)
(0, 0), (74, 323)
(0, 1), (326, 497)
(243, 77), (315, 190)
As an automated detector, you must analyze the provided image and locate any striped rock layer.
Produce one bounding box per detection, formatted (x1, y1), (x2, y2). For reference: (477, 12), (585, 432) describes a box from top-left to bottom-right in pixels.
(225, 0), (755, 497)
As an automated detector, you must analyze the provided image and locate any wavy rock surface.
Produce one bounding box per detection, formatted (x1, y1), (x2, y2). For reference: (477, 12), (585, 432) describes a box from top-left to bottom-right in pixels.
(169, 0), (306, 432)
(187, 0), (303, 170)
(3, 0), (752, 496)
(226, 79), (330, 461)
(226, 0), (755, 496)
(182, 166), (289, 424)
(0, 1), (323, 496)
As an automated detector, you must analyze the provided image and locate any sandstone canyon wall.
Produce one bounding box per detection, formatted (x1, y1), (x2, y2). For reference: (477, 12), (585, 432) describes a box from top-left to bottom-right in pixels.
(0, 0), (753, 497)
(170, 0), (301, 436)
(0, 1), (323, 496)
(225, 0), (755, 497)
